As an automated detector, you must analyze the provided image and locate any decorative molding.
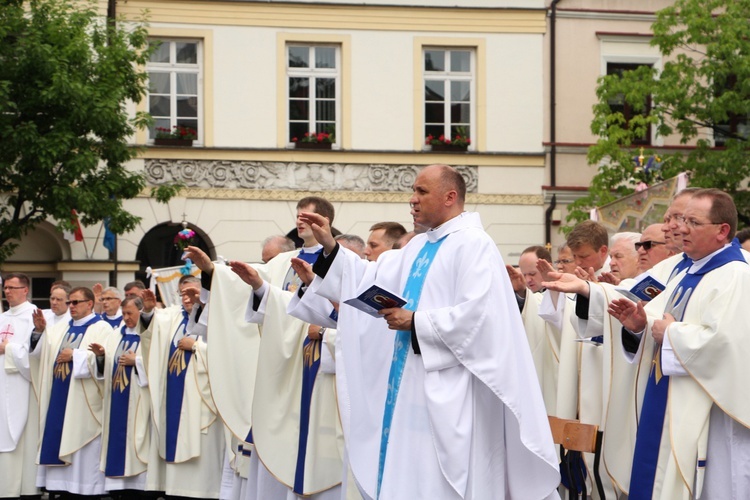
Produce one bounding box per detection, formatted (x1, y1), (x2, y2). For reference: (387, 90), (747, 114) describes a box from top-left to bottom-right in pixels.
(145, 159), (479, 192)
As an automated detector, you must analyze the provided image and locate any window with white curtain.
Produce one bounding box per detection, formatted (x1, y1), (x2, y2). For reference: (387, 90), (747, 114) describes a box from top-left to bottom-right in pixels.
(423, 48), (475, 149)
(147, 39), (202, 142)
(287, 44), (340, 146)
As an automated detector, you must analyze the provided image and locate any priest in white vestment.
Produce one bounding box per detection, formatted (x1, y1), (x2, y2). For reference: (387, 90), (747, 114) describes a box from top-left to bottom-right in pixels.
(296, 165), (559, 500)
(608, 189), (750, 499)
(0, 273), (41, 498)
(147, 275), (225, 499)
(88, 296), (154, 497)
(35, 287), (113, 496)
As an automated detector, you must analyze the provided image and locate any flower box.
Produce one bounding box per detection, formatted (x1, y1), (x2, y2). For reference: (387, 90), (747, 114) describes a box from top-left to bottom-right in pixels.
(431, 143), (468, 152)
(295, 141), (332, 150)
(154, 138), (194, 147)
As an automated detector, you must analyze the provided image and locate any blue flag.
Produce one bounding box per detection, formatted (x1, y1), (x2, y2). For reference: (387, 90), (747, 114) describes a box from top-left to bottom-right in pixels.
(103, 218), (116, 253)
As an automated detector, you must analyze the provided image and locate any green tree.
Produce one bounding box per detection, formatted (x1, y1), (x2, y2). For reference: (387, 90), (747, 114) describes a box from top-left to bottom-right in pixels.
(568, 0), (750, 229)
(0, 0), (180, 263)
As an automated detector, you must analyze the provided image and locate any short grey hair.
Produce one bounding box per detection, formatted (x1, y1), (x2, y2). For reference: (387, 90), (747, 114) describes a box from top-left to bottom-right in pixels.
(261, 235), (295, 253)
(103, 286), (124, 300)
(335, 234), (366, 254)
(610, 232), (641, 254)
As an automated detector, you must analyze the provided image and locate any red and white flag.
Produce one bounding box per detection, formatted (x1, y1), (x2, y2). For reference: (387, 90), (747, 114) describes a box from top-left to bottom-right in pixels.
(63, 209), (84, 242)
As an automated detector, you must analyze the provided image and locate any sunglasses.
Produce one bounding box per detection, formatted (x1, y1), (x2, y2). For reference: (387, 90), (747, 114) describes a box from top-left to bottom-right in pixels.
(66, 299), (92, 306)
(634, 240), (666, 251)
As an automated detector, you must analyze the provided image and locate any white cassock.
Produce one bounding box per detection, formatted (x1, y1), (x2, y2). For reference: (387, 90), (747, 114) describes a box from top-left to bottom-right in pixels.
(245, 248), (343, 500)
(36, 313), (112, 495)
(520, 289), (561, 415)
(0, 302), (39, 497)
(96, 323), (151, 492)
(299, 212), (559, 500)
(633, 245), (750, 499)
(43, 308), (71, 329)
(147, 305), (225, 498)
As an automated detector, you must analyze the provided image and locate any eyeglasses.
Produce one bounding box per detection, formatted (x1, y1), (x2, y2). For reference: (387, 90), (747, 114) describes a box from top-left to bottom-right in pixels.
(672, 215), (723, 229)
(635, 240), (666, 251)
(554, 259), (575, 265)
(2, 286), (26, 291)
(66, 299), (92, 306)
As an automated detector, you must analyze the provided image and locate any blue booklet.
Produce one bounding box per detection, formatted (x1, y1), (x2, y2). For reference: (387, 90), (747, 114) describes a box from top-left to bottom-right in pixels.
(344, 284), (407, 318)
(615, 273), (665, 302)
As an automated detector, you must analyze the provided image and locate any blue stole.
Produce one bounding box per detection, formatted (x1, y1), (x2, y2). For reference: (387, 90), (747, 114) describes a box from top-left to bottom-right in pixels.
(102, 314), (122, 329)
(39, 315), (101, 465)
(377, 236), (447, 498)
(166, 309), (191, 463)
(629, 243), (745, 499)
(667, 253), (693, 283)
(286, 248), (322, 494)
(105, 325), (141, 477)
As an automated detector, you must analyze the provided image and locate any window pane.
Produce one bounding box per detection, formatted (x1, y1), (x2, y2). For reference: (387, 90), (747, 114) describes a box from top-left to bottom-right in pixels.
(149, 96), (171, 117)
(425, 103), (444, 124)
(451, 125), (470, 140)
(289, 122), (309, 142)
(316, 78), (335, 99)
(289, 78), (309, 98)
(316, 47), (336, 69)
(177, 119), (198, 133)
(451, 51), (471, 72)
(176, 73), (198, 95)
(424, 50), (445, 72)
(316, 122), (335, 135)
(425, 80), (444, 101)
(425, 124), (443, 138)
(149, 40), (169, 63)
(316, 101), (335, 121)
(150, 118), (171, 138)
(148, 72), (170, 94)
(289, 47), (309, 68)
(289, 100), (309, 121)
(176, 42), (197, 64)
(177, 96), (198, 118)
(451, 103), (471, 123)
(451, 81), (470, 102)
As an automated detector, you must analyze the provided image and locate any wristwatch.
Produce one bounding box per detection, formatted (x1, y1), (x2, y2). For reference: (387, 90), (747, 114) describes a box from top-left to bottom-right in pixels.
(318, 327), (326, 339)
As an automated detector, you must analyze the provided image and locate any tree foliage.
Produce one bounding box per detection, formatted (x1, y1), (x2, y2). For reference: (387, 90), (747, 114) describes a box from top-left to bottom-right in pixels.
(0, 0), (180, 263)
(567, 0), (750, 229)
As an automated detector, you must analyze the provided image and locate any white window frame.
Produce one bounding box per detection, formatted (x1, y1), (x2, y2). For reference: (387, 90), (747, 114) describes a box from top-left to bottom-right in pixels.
(286, 44), (341, 148)
(423, 47), (476, 150)
(146, 38), (203, 145)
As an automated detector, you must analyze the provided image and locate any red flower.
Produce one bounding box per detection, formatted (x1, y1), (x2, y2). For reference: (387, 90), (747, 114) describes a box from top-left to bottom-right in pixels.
(292, 137), (298, 142)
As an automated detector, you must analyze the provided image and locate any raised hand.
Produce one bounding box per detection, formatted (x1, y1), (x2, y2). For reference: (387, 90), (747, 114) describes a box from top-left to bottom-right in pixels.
(141, 289), (157, 313)
(608, 298), (647, 333)
(574, 266), (598, 283)
(291, 258), (315, 286)
(89, 343), (105, 356)
(297, 212), (336, 254)
(536, 259), (556, 282)
(32, 308), (47, 332)
(505, 265), (526, 294)
(228, 261), (263, 289)
(184, 246), (213, 273)
(598, 272), (620, 286)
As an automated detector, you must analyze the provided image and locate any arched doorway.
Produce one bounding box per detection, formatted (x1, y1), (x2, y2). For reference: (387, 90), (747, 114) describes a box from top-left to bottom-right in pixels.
(135, 222), (214, 285)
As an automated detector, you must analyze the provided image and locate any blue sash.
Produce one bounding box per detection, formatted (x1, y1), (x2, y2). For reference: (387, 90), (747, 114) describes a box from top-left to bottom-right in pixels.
(377, 236), (447, 498)
(102, 315), (122, 329)
(40, 316), (101, 465)
(165, 309), (191, 463)
(629, 243), (745, 499)
(105, 326), (141, 476)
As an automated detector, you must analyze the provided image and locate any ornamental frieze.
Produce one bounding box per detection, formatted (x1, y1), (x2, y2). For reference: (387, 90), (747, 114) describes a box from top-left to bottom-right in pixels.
(145, 160), (478, 193)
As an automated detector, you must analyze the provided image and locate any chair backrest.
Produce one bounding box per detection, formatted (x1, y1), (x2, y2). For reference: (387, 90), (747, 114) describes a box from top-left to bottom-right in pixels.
(548, 416), (578, 444)
(561, 422), (599, 453)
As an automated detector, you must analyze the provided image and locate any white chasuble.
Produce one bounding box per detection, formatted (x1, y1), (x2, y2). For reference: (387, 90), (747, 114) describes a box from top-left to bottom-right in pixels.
(521, 289), (561, 415)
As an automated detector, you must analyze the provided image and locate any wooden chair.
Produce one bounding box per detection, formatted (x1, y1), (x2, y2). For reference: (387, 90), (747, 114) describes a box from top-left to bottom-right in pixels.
(548, 416), (605, 499)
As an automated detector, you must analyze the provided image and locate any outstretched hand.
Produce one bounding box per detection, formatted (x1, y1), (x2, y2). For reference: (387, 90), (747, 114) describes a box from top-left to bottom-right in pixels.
(505, 265), (526, 295)
(228, 261), (263, 290)
(184, 246), (213, 273)
(141, 289), (157, 312)
(574, 266), (598, 283)
(541, 271), (589, 297)
(291, 258), (315, 286)
(89, 343), (105, 357)
(297, 212), (336, 254)
(598, 272), (620, 286)
(536, 259), (556, 282)
(32, 309), (47, 332)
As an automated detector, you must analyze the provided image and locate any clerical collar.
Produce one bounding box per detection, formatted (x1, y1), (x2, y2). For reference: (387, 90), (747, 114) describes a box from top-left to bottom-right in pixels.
(106, 310), (122, 320)
(425, 212), (478, 243)
(123, 325), (138, 336)
(688, 243), (731, 274)
(595, 256), (612, 277)
(72, 312), (97, 327)
(300, 244), (323, 254)
(8, 301), (32, 315)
